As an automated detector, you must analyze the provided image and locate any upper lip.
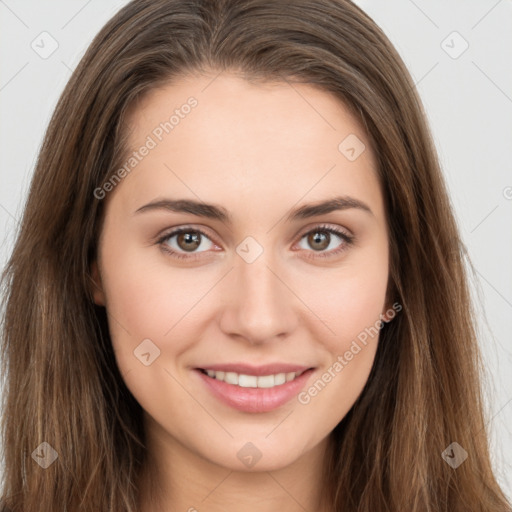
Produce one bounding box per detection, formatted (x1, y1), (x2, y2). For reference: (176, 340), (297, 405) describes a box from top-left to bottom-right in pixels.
(197, 363), (314, 376)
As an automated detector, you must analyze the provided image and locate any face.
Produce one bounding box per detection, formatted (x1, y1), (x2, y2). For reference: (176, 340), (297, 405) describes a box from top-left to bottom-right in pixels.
(92, 72), (390, 472)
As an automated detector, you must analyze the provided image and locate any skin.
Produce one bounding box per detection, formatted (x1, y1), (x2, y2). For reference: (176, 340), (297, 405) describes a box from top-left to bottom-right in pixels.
(91, 71), (391, 512)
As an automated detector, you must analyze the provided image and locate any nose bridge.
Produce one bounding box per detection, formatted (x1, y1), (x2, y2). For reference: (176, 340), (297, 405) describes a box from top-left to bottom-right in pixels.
(219, 243), (297, 343)
(240, 253), (282, 306)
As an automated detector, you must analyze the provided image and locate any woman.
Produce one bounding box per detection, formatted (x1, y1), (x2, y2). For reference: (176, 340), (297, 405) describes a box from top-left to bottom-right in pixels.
(1, 0), (510, 511)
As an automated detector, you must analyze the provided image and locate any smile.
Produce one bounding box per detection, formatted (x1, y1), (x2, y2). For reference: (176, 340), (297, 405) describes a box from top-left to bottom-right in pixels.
(195, 366), (315, 413)
(199, 368), (308, 388)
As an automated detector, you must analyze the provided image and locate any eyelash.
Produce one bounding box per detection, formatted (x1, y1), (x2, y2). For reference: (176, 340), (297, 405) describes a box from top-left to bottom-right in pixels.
(156, 224), (355, 261)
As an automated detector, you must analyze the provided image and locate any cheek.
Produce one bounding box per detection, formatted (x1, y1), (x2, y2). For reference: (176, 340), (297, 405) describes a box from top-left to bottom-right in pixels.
(98, 241), (185, 367)
(293, 250), (389, 352)
(99, 241), (226, 383)
(100, 260), (203, 421)
(295, 271), (386, 427)
(330, 274), (387, 352)
(102, 261), (169, 335)
(100, 231), (199, 329)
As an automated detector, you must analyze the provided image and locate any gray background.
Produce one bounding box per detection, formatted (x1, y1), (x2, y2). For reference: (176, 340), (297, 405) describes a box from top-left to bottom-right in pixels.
(0, 0), (511, 500)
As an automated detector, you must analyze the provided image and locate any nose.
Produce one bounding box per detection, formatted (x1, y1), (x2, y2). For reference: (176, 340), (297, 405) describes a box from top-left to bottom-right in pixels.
(218, 254), (298, 345)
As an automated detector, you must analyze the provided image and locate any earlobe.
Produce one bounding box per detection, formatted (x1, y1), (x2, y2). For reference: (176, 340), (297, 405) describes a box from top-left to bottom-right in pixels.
(89, 260), (106, 306)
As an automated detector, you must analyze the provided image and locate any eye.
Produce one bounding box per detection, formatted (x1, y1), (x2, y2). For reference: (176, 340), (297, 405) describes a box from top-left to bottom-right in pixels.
(157, 227), (217, 260)
(156, 224), (354, 261)
(295, 224), (354, 259)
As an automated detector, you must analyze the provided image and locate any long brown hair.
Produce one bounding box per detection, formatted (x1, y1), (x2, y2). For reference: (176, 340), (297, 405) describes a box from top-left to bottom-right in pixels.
(1, 1), (510, 510)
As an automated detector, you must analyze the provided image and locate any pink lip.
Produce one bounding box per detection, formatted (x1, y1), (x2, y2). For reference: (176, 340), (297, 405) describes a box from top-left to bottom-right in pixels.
(196, 363), (311, 376)
(194, 367), (315, 413)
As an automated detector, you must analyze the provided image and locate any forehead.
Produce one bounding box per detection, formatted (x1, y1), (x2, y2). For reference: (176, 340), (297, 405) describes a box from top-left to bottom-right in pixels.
(126, 72), (370, 152)
(113, 72), (384, 224)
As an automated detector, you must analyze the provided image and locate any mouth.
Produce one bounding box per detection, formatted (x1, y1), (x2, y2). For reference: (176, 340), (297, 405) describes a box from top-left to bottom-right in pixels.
(197, 368), (310, 389)
(194, 364), (316, 413)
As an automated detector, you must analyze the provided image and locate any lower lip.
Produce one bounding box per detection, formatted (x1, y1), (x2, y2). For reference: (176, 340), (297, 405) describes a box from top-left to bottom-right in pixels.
(195, 368), (315, 413)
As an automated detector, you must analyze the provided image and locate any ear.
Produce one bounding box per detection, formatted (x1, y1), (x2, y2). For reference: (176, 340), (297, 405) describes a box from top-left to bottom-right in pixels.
(89, 260), (106, 306)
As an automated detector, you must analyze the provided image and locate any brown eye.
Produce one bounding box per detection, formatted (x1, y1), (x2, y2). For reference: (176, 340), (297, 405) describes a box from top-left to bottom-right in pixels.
(306, 231), (330, 251)
(176, 231), (202, 252)
(159, 227), (215, 259)
(296, 225), (354, 259)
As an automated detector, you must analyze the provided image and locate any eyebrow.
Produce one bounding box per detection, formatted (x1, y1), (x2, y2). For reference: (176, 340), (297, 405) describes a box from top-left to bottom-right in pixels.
(134, 195), (374, 222)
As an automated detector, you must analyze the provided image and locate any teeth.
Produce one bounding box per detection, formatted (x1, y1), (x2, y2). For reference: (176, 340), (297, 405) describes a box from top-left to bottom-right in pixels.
(238, 374), (257, 387)
(224, 372), (238, 385)
(275, 373), (286, 385)
(257, 375), (275, 388)
(203, 369), (307, 388)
